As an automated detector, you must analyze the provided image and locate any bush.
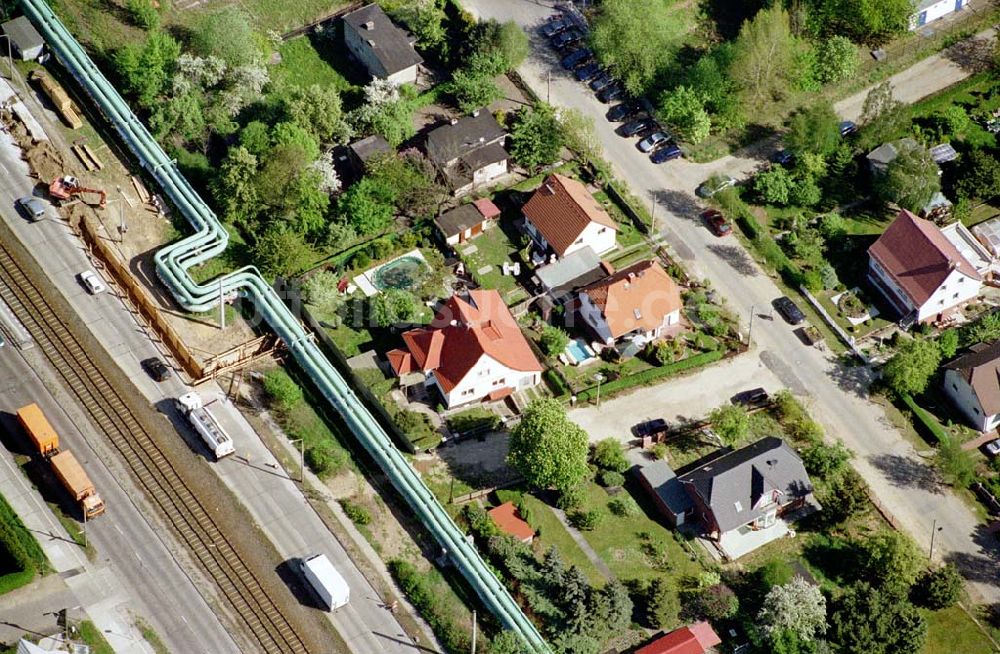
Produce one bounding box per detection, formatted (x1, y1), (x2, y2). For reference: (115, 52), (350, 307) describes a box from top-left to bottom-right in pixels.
(539, 325), (570, 356)
(339, 499), (372, 526)
(463, 504), (501, 540)
(649, 443), (668, 460)
(305, 439), (348, 478)
(544, 368), (570, 397)
(608, 496), (639, 517)
(556, 485), (585, 510)
(447, 408), (502, 434)
(576, 351), (723, 402)
(0, 493), (46, 594)
(389, 559), (470, 653)
(263, 368), (304, 413)
(598, 470), (625, 488)
(914, 564), (963, 609)
(900, 394), (949, 444)
(126, 0), (160, 29)
(592, 438), (629, 473)
(569, 509), (602, 531)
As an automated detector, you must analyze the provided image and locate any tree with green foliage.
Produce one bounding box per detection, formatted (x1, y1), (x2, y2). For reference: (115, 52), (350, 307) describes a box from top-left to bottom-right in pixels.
(957, 148), (1000, 203)
(191, 7), (260, 67)
(813, 35), (858, 84)
(938, 329), (959, 359)
(914, 564), (963, 609)
(801, 441), (851, 479)
(819, 468), (869, 526)
(858, 82), (907, 150)
(842, 0), (914, 45)
(557, 107), (603, 164)
(488, 631), (529, 654)
(254, 143), (329, 237)
(305, 439), (349, 478)
(446, 50), (505, 113)
(381, 0), (448, 57)
(251, 225), (316, 279)
(539, 324), (570, 356)
(368, 289), (418, 328)
(126, 0), (160, 30)
(150, 90), (206, 143)
(282, 84), (351, 146)
(591, 438), (629, 473)
(875, 145), (941, 212)
(646, 577), (680, 629)
(262, 368), (304, 412)
(709, 404), (750, 446)
(688, 583), (739, 621)
(754, 166), (795, 205)
(882, 337), (941, 396)
(271, 121), (321, 163)
(859, 530), (924, 590)
(475, 19), (529, 72)
(960, 310), (1000, 346)
(786, 101), (841, 157)
(114, 31), (181, 108)
(684, 44), (744, 130)
(350, 79), (416, 148)
(588, 579), (633, 642)
(510, 104), (564, 172)
(367, 151), (446, 220)
(658, 86), (711, 144)
(830, 581), (926, 654)
(936, 435), (976, 489)
(507, 398), (590, 493)
(213, 146), (260, 229)
(759, 577), (827, 644)
(338, 177), (397, 236)
(730, 6), (796, 110)
(590, 0), (684, 97)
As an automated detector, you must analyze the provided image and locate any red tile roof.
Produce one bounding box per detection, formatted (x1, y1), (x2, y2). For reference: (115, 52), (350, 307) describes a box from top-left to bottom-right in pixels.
(522, 174), (617, 256)
(581, 260), (681, 339)
(392, 290), (542, 392)
(473, 198), (501, 220)
(634, 622), (721, 654)
(488, 502), (535, 542)
(869, 209), (980, 306)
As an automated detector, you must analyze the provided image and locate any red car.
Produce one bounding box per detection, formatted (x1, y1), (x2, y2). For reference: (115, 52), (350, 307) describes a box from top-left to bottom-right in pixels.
(701, 209), (731, 236)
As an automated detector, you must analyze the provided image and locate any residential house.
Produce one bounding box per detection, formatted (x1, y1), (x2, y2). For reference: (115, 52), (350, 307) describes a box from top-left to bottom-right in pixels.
(633, 621), (722, 654)
(576, 260), (682, 347)
(348, 134), (392, 174)
(636, 458), (695, 527)
(522, 174), (618, 259)
(488, 502), (535, 544)
(868, 209), (986, 325)
(387, 289), (542, 408)
(425, 110), (509, 197)
(534, 246), (612, 305)
(866, 137), (921, 175)
(911, 0), (968, 29)
(943, 340), (1000, 432)
(680, 437), (816, 559)
(343, 4), (423, 85)
(1, 17), (43, 61)
(435, 198), (502, 246)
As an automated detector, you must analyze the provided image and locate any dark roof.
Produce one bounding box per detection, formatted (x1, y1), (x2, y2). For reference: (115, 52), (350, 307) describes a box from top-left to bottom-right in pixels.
(1, 17), (43, 54)
(535, 246), (608, 297)
(930, 143), (958, 163)
(944, 340), (1000, 416)
(426, 111), (506, 166)
(460, 141), (509, 172)
(435, 203), (490, 238)
(680, 437), (812, 533)
(637, 459), (695, 517)
(869, 209), (980, 306)
(350, 134), (391, 164)
(344, 4), (423, 75)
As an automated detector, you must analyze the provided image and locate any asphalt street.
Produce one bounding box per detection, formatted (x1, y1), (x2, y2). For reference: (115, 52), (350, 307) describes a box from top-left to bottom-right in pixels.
(0, 77), (419, 652)
(463, 0), (1000, 605)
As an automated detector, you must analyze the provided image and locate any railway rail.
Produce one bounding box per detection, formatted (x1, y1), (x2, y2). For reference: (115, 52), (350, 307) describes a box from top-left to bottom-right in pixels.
(0, 240), (309, 654)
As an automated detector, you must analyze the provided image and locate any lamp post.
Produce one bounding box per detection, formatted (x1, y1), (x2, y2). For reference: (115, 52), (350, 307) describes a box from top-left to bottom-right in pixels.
(594, 372), (604, 409)
(929, 518), (943, 560)
(747, 304), (756, 348)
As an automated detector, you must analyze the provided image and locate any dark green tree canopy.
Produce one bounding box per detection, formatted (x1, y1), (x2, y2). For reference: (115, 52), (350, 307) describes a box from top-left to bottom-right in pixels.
(507, 398), (590, 492)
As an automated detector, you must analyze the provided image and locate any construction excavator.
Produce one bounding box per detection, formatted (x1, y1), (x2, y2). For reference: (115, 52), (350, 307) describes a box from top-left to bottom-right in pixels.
(48, 176), (107, 208)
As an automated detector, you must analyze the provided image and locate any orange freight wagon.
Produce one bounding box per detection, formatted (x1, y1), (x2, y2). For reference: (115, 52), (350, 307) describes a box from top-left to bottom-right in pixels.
(49, 451), (105, 519)
(17, 403), (59, 457)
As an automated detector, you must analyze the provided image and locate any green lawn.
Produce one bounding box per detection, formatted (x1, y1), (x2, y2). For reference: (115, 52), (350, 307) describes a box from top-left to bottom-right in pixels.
(923, 605), (998, 654)
(273, 35), (358, 95)
(461, 227), (526, 303)
(77, 620), (114, 654)
(521, 493), (606, 586)
(239, 0), (348, 32)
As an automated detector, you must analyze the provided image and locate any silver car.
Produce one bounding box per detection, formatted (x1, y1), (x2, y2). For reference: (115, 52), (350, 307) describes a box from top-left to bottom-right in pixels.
(638, 131), (669, 153)
(16, 197), (45, 221)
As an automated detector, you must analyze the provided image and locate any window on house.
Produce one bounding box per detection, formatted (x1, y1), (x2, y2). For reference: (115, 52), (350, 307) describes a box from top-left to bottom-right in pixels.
(574, 237), (583, 244)
(493, 378), (506, 386)
(959, 277), (964, 283)
(598, 227), (607, 234)
(940, 298), (945, 305)
(953, 383), (958, 390)
(953, 293), (959, 299)
(734, 501), (743, 512)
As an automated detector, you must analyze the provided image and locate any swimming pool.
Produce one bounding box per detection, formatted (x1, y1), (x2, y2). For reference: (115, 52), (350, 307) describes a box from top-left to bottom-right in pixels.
(373, 255), (427, 291)
(565, 339), (595, 365)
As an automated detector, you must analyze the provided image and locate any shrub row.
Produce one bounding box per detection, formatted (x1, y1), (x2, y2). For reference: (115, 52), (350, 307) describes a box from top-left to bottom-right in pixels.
(576, 350), (724, 403)
(388, 559), (470, 654)
(900, 393), (949, 445)
(446, 407), (503, 435)
(0, 493), (46, 596)
(544, 368), (571, 398)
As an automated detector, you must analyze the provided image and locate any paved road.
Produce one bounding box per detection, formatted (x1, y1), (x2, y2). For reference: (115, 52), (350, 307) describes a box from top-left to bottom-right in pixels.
(0, 77), (420, 653)
(835, 27), (998, 121)
(463, 0), (1000, 604)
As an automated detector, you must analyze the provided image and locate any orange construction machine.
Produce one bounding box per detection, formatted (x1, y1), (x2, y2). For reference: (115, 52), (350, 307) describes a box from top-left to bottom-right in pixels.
(49, 176), (107, 208)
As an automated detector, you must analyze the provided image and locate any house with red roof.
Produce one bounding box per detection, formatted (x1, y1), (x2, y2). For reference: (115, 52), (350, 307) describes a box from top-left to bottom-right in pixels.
(387, 290), (542, 408)
(522, 174), (618, 259)
(488, 502), (535, 543)
(868, 209), (985, 325)
(633, 621), (721, 654)
(576, 259), (682, 347)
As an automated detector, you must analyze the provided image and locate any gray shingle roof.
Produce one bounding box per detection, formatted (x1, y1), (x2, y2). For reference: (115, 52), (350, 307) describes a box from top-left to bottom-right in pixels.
(435, 204), (485, 238)
(638, 459), (694, 517)
(426, 111), (506, 166)
(1, 17), (43, 56)
(535, 246), (606, 297)
(344, 4), (423, 75)
(680, 437), (812, 533)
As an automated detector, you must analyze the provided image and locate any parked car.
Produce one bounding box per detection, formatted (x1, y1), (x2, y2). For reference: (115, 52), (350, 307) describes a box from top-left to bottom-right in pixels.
(839, 120), (858, 136)
(551, 29), (583, 50)
(541, 18), (570, 38)
(771, 149), (794, 166)
(773, 295), (806, 325)
(634, 418), (668, 437)
(15, 196), (45, 221)
(638, 131), (670, 153)
(701, 209), (731, 236)
(986, 439), (1000, 457)
(696, 174), (736, 198)
(78, 270), (106, 295)
(607, 102), (640, 122)
(620, 118), (656, 137)
(561, 48), (593, 70)
(141, 357), (172, 382)
(731, 388), (770, 409)
(650, 144), (683, 163)
(597, 84), (625, 104)
(589, 72), (614, 91)
(575, 62), (601, 82)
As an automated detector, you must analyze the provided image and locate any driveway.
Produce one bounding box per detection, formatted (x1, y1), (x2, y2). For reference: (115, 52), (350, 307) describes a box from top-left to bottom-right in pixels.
(462, 0), (1000, 604)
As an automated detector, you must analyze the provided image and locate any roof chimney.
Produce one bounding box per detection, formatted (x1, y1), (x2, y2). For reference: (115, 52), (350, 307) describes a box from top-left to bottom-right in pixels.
(544, 183), (554, 194)
(949, 259), (958, 270)
(364, 20), (375, 30)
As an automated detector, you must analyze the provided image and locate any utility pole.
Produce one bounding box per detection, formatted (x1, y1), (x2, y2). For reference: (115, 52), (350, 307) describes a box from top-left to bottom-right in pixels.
(747, 304), (756, 348)
(470, 610), (477, 654)
(649, 189), (656, 234)
(290, 438), (304, 482)
(546, 71), (551, 104)
(929, 518), (943, 560)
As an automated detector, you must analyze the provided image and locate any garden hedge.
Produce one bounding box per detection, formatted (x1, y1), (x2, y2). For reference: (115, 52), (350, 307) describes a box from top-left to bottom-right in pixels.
(576, 350), (724, 403)
(900, 393), (949, 445)
(0, 493), (46, 596)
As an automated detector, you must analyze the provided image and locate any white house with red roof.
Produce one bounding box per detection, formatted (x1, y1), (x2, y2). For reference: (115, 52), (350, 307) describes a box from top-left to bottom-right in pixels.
(522, 174), (618, 259)
(868, 209), (987, 325)
(387, 290), (542, 408)
(633, 621), (722, 654)
(576, 260), (682, 346)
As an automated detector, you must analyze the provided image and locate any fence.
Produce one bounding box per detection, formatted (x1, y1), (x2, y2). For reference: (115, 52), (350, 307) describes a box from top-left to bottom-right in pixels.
(799, 285), (870, 363)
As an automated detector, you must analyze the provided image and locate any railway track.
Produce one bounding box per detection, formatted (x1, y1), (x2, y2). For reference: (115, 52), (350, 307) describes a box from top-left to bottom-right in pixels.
(0, 241), (309, 654)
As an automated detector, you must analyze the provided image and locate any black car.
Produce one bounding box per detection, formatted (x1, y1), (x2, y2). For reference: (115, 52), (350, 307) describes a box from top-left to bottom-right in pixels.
(141, 357), (172, 382)
(771, 149), (794, 166)
(634, 418), (668, 437)
(731, 388), (770, 410)
(773, 296), (806, 325)
(839, 120), (858, 136)
(620, 118), (655, 137)
(561, 48), (593, 70)
(575, 62), (601, 82)
(607, 102), (640, 122)
(541, 18), (569, 38)
(551, 29), (583, 50)
(589, 72), (613, 92)
(651, 144), (683, 163)
(597, 83), (625, 104)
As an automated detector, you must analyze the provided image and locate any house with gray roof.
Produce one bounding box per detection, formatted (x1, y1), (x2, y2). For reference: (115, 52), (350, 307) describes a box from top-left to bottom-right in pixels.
(533, 246), (610, 304)
(636, 458), (695, 527)
(680, 437), (816, 559)
(425, 110), (509, 197)
(943, 340), (1000, 432)
(343, 4), (423, 85)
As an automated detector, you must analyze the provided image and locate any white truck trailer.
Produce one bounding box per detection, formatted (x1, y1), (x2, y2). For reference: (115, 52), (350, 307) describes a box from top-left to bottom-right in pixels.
(300, 553), (350, 611)
(175, 393), (235, 460)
